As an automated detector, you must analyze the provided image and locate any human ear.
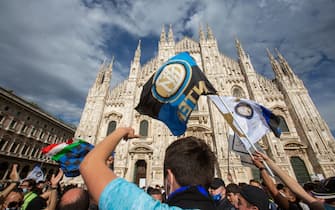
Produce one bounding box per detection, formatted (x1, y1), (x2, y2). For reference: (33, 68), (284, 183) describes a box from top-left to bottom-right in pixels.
(166, 169), (178, 194)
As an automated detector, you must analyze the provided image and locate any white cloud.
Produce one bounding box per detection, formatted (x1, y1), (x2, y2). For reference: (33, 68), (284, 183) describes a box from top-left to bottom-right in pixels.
(0, 0), (109, 121)
(100, 0), (204, 37)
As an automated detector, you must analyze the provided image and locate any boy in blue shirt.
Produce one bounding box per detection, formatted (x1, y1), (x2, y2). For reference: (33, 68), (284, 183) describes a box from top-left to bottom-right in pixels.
(80, 127), (216, 210)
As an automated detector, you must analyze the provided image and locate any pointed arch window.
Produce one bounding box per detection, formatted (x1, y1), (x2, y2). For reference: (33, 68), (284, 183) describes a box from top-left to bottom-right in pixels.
(232, 86), (245, 98)
(101, 73), (105, 84)
(107, 121), (117, 136)
(278, 116), (289, 132)
(139, 120), (149, 137)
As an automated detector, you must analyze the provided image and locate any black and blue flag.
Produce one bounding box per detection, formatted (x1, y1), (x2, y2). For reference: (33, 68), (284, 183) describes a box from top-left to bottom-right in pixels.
(135, 52), (216, 136)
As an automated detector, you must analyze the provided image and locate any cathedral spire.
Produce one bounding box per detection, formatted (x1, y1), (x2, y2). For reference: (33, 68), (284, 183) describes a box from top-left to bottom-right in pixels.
(160, 24), (166, 43)
(274, 48), (295, 77)
(168, 24), (174, 43)
(94, 56), (113, 88)
(266, 48), (275, 62)
(275, 48), (284, 60)
(134, 40), (141, 64)
(108, 56), (114, 70)
(98, 57), (107, 72)
(207, 24), (214, 40)
(235, 38), (247, 59)
(199, 24), (205, 41)
(267, 48), (282, 78)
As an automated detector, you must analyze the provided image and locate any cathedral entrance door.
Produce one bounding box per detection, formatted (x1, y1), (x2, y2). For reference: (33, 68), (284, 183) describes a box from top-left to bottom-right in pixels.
(134, 160), (147, 187)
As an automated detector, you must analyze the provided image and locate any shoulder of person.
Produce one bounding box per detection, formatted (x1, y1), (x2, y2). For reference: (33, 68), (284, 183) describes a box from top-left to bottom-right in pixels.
(26, 196), (47, 210)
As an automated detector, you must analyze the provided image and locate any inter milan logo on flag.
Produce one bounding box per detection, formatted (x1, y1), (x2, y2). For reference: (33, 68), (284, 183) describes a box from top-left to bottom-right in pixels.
(209, 95), (281, 149)
(136, 52), (216, 136)
(152, 62), (192, 103)
(235, 102), (254, 119)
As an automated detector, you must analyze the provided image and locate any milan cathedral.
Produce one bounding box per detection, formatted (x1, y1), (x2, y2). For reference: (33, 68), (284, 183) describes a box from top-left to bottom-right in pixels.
(75, 25), (335, 186)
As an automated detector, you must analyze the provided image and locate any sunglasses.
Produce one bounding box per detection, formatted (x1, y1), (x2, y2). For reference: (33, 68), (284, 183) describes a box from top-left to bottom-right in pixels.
(8, 201), (23, 208)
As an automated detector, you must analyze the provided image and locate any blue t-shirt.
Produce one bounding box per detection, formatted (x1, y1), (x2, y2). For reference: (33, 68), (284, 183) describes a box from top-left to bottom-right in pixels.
(99, 178), (183, 210)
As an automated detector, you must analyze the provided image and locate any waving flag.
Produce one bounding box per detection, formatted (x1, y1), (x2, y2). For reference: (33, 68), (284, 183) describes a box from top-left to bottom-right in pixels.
(42, 143), (69, 157)
(42, 138), (74, 157)
(42, 139), (94, 177)
(209, 96), (281, 149)
(25, 165), (45, 182)
(135, 52), (216, 136)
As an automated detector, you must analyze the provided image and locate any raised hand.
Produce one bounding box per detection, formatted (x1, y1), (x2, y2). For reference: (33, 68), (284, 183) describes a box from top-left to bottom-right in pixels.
(252, 153), (265, 169)
(122, 127), (140, 140)
(50, 168), (64, 188)
(254, 150), (270, 161)
(9, 164), (19, 181)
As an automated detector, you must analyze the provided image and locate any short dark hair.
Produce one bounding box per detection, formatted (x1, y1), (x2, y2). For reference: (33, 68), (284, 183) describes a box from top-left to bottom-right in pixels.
(238, 182), (247, 188)
(303, 182), (316, 192)
(146, 186), (154, 194)
(226, 183), (240, 194)
(149, 188), (162, 195)
(23, 179), (36, 188)
(164, 136), (215, 188)
(37, 180), (45, 184)
(56, 189), (89, 210)
(210, 178), (225, 189)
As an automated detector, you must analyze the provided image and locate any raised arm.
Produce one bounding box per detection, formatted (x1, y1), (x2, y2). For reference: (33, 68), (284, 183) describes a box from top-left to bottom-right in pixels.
(45, 169), (63, 210)
(79, 127), (139, 203)
(255, 151), (317, 205)
(252, 153), (291, 209)
(252, 154), (278, 196)
(0, 164), (19, 204)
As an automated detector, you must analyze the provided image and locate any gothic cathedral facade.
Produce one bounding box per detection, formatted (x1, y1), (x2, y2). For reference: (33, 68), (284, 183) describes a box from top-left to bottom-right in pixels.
(75, 25), (335, 186)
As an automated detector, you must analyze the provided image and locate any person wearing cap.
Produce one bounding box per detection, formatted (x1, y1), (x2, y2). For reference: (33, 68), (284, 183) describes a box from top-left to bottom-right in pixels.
(238, 185), (270, 210)
(312, 176), (335, 210)
(209, 177), (235, 210)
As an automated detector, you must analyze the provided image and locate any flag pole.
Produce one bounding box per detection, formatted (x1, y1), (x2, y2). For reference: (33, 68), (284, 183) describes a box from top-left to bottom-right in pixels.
(227, 132), (230, 178)
(206, 96), (222, 178)
(199, 53), (222, 178)
(213, 96), (275, 177)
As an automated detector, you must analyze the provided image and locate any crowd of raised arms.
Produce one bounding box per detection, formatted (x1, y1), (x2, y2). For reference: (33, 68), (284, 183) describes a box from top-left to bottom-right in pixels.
(1, 127), (334, 210)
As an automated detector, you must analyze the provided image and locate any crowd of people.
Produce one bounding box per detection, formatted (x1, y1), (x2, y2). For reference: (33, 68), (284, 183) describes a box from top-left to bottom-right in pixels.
(1, 127), (334, 209)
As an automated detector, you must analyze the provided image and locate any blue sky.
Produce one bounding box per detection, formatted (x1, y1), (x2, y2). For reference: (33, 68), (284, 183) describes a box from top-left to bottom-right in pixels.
(0, 0), (334, 136)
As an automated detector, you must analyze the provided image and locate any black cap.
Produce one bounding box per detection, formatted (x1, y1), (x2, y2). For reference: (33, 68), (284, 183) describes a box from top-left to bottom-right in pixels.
(210, 178), (225, 189)
(312, 176), (335, 200)
(239, 185), (269, 210)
